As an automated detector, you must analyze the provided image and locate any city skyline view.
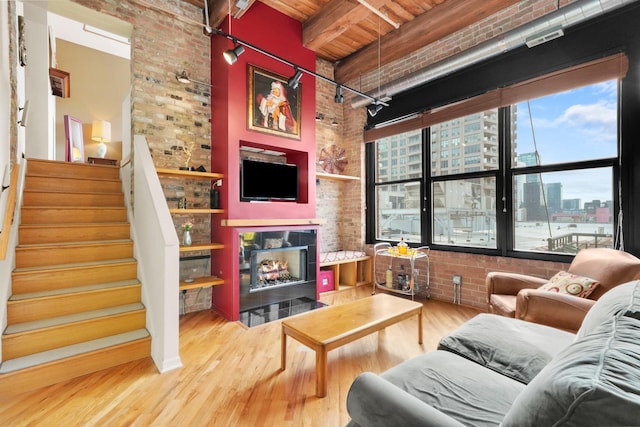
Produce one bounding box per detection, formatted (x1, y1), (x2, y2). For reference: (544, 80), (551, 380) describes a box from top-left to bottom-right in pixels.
(515, 79), (617, 206)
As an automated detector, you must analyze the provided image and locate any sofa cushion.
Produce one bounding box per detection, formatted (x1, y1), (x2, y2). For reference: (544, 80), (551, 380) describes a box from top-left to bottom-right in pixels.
(501, 281), (640, 426)
(577, 279), (640, 339)
(538, 271), (599, 298)
(379, 351), (525, 426)
(438, 313), (575, 384)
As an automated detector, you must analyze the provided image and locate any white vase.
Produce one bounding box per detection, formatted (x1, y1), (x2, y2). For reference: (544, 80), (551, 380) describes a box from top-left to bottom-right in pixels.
(183, 230), (192, 246)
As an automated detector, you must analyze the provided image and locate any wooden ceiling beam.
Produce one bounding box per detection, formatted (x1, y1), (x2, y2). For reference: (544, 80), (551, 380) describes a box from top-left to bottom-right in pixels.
(303, 0), (389, 51)
(207, 0), (258, 28)
(334, 0), (519, 83)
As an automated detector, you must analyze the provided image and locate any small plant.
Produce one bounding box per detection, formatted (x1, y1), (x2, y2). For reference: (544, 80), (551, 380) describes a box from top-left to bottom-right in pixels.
(182, 222), (193, 231)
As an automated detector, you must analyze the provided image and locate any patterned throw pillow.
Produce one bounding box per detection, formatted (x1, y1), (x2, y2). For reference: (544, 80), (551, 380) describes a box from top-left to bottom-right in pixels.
(538, 271), (599, 298)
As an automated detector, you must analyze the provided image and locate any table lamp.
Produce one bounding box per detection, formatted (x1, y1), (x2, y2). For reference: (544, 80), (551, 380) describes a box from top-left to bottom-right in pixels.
(91, 120), (111, 158)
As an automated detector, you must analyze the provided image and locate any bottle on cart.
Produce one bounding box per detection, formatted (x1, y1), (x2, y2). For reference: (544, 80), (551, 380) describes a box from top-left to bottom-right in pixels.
(397, 237), (408, 255)
(385, 264), (393, 288)
(398, 264), (407, 290)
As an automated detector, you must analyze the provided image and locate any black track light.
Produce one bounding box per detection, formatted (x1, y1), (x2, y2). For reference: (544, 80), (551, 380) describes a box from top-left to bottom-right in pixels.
(367, 103), (383, 117)
(335, 85), (344, 103)
(223, 44), (245, 65)
(288, 69), (303, 89)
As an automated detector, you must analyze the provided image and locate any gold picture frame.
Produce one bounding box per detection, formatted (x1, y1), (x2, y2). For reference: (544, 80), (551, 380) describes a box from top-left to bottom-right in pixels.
(248, 65), (301, 140)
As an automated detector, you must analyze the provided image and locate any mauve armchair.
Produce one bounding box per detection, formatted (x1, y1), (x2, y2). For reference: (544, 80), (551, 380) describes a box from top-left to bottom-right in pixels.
(486, 248), (640, 332)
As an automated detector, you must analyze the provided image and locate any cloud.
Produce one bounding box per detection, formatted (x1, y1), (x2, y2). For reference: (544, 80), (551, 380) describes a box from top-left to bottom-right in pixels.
(557, 101), (616, 126)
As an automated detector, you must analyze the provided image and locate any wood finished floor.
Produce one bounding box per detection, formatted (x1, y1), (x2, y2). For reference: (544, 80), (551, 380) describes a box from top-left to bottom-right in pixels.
(0, 286), (480, 426)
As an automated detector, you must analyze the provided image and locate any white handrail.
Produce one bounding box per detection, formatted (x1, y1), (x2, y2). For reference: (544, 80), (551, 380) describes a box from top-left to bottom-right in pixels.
(131, 135), (182, 373)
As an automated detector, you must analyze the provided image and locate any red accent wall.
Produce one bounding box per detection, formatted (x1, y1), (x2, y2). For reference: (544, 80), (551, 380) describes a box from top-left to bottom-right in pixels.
(210, 3), (317, 320)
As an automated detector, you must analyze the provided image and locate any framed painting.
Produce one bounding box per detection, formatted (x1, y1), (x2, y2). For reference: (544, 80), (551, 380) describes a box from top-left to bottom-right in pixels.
(64, 115), (84, 163)
(49, 68), (70, 98)
(248, 65), (301, 140)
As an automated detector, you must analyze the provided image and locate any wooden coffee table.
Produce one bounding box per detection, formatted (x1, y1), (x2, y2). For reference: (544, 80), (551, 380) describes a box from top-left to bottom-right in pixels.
(280, 293), (423, 397)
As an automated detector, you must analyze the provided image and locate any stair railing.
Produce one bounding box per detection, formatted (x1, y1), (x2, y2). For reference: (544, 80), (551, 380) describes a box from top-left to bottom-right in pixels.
(0, 158), (26, 364)
(130, 135), (182, 373)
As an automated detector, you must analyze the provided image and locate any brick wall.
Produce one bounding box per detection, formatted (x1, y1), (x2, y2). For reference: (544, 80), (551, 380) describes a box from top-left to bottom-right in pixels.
(369, 246), (570, 311)
(321, 0), (578, 310)
(73, 0), (213, 313)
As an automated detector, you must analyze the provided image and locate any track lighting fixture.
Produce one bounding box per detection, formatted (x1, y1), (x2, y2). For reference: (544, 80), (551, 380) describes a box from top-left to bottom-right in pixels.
(211, 28), (389, 110)
(334, 86), (344, 104)
(367, 103), (383, 117)
(223, 44), (245, 65)
(288, 69), (303, 89)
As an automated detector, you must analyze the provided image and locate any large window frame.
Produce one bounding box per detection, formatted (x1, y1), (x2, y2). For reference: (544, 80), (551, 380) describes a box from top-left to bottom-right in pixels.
(366, 54), (627, 262)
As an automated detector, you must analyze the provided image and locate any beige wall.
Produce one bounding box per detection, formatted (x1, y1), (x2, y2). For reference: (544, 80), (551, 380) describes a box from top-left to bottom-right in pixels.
(55, 38), (129, 161)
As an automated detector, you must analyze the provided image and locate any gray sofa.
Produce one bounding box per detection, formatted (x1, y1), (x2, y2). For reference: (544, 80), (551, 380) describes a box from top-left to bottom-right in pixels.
(346, 280), (640, 426)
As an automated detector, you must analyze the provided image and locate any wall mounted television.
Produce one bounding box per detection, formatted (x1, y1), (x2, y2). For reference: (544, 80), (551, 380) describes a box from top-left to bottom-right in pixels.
(240, 158), (299, 202)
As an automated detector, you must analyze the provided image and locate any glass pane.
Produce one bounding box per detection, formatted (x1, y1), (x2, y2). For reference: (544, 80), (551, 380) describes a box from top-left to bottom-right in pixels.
(513, 168), (614, 253)
(431, 109), (499, 176)
(375, 182), (421, 243)
(514, 80), (618, 167)
(375, 129), (422, 182)
(432, 177), (496, 248)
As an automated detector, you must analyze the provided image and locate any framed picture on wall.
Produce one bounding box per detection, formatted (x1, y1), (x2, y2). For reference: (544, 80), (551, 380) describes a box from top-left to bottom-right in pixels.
(64, 115), (84, 163)
(248, 65), (301, 140)
(49, 68), (70, 98)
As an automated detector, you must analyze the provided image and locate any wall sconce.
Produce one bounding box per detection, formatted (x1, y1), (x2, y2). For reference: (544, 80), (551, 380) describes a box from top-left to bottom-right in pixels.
(92, 120), (112, 159)
(176, 70), (212, 87)
(315, 113), (324, 121)
(223, 44), (245, 65)
(331, 118), (339, 127)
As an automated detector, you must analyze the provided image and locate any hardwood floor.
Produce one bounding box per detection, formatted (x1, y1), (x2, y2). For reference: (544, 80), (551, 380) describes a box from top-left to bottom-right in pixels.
(0, 286), (480, 426)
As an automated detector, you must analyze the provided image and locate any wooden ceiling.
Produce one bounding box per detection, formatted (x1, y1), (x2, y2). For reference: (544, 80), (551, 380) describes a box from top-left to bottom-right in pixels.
(183, 0), (520, 82)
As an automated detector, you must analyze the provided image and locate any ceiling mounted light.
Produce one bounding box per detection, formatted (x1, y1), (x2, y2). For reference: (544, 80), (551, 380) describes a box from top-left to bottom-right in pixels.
(223, 44), (245, 65)
(335, 86), (344, 104)
(367, 103), (383, 117)
(176, 70), (191, 84)
(288, 69), (303, 89)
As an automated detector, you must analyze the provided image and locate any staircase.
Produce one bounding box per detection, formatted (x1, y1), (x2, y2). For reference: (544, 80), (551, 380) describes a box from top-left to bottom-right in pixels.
(0, 159), (151, 397)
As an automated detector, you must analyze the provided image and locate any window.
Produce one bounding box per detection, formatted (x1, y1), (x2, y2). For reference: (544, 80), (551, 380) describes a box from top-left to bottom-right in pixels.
(373, 129), (423, 242)
(367, 70), (621, 258)
(511, 81), (617, 253)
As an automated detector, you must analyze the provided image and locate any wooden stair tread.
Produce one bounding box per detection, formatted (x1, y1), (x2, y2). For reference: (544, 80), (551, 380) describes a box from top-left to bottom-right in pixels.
(5, 303), (145, 335)
(25, 172), (121, 181)
(13, 258), (137, 273)
(22, 189), (124, 196)
(9, 279), (140, 301)
(16, 239), (132, 249)
(19, 222), (129, 228)
(0, 329), (150, 374)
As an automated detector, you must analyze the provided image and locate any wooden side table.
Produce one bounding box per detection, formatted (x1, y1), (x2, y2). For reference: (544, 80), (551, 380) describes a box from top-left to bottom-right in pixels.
(88, 157), (118, 166)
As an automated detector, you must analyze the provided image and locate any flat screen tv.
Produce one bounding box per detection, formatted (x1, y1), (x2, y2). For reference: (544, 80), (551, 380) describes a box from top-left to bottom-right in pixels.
(241, 159), (298, 202)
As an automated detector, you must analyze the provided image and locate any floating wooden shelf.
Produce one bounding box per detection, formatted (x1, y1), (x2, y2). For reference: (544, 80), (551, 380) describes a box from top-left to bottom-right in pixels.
(170, 208), (224, 214)
(179, 243), (224, 252)
(156, 168), (224, 180)
(179, 275), (224, 291)
(221, 218), (326, 227)
(316, 172), (360, 181)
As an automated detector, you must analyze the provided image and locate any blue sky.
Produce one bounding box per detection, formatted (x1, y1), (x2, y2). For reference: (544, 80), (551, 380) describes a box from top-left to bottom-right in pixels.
(515, 80), (617, 205)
